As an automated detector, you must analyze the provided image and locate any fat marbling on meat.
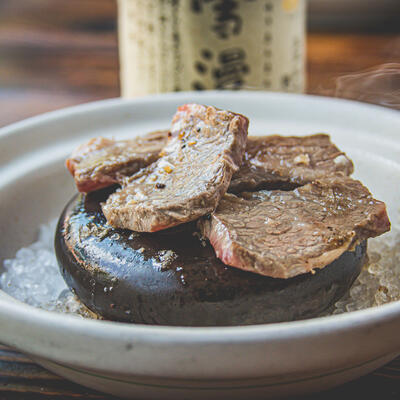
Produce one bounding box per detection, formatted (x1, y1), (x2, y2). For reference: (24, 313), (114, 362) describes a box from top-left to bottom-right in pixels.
(200, 176), (390, 279)
(102, 104), (249, 232)
(229, 134), (354, 193)
(66, 130), (169, 193)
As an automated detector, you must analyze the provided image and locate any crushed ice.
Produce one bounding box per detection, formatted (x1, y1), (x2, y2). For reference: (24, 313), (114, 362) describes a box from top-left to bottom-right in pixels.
(0, 220), (98, 319)
(0, 220), (399, 320)
(332, 229), (400, 315)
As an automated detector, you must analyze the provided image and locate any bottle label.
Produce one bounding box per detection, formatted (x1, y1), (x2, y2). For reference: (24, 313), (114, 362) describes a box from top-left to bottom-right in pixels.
(119, 0), (305, 97)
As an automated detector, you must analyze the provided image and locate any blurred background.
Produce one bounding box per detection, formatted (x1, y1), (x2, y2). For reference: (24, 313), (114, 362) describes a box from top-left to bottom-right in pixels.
(0, 0), (399, 127)
(0, 2), (400, 399)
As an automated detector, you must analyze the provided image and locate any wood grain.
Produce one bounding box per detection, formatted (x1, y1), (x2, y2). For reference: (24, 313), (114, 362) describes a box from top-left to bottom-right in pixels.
(0, 344), (399, 399)
(0, 0), (116, 30)
(0, 345), (114, 399)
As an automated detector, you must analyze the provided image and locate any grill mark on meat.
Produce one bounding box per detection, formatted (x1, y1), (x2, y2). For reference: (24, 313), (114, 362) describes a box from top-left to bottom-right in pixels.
(102, 104), (249, 232)
(66, 130), (169, 193)
(229, 134), (354, 193)
(199, 176), (390, 279)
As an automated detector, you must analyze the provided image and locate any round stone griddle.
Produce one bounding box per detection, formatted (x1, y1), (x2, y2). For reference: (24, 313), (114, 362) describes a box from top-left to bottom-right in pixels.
(55, 187), (366, 326)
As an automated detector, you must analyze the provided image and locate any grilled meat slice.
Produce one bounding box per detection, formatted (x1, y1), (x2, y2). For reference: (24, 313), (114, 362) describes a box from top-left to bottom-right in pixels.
(200, 176), (390, 279)
(66, 130), (169, 193)
(102, 104), (249, 232)
(229, 134), (354, 193)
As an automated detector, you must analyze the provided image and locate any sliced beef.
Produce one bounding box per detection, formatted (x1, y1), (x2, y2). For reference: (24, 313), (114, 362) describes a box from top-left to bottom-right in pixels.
(67, 132), (351, 194)
(66, 130), (169, 193)
(199, 176), (390, 279)
(102, 104), (249, 232)
(229, 134), (354, 193)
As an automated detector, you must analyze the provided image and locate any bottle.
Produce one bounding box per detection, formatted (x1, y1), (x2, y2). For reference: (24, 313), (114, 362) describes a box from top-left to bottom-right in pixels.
(118, 0), (306, 97)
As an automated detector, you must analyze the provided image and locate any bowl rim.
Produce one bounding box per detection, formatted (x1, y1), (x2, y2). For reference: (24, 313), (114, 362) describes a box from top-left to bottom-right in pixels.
(1, 90), (399, 345)
(1, 290), (400, 343)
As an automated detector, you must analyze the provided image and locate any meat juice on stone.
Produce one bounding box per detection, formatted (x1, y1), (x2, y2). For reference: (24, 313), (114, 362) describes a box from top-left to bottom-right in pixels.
(2, 222), (398, 318)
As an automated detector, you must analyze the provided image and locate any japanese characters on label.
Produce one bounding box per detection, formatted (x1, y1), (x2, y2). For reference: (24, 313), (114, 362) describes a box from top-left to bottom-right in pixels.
(119, 0), (305, 97)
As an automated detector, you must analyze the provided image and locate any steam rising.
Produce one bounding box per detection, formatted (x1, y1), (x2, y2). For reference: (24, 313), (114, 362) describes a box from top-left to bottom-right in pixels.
(334, 63), (400, 110)
(212, 64), (400, 111)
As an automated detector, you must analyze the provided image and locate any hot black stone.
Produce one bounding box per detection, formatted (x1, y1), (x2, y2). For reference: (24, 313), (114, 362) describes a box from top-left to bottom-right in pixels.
(55, 187), (366, 326)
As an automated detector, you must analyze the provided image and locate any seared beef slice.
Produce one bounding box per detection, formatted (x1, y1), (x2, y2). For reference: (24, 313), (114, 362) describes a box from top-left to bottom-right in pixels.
(102, 104), (249, 232)
(200, 176), (390, 279)
(229, 134), (353, 193)
(66, 131), (169, 192)
(68, 133), (350, 194)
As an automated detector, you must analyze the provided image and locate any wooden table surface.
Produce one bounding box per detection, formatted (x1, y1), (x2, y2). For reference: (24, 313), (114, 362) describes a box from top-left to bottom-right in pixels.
(1, 2), (400, 398)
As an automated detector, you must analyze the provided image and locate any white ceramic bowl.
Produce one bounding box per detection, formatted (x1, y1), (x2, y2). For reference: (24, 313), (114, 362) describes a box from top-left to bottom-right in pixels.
(0, 91), (399, 399)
